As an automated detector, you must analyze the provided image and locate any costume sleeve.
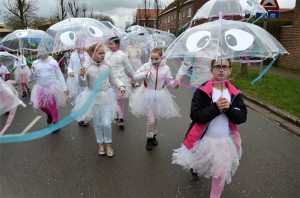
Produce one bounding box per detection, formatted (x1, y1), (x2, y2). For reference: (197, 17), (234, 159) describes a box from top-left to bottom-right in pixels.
(190, 89), (221, 123)
(122, 53), (135, 77)
(165, 66), (175, 87)
(67, 54), (74, 74)
(225, 94), (247, 124)
(109, 68), (125, 88)
(175, 61), (191, 80)
(54, 61), (67, 91)
(133, 63), (147, 81)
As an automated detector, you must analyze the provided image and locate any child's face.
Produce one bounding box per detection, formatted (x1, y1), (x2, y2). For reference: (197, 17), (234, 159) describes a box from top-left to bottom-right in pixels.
(211, 59), (232, 81)
(150, 52), (162, 67)
(108, 41), (119, 51)
(92, 46), (105, 63)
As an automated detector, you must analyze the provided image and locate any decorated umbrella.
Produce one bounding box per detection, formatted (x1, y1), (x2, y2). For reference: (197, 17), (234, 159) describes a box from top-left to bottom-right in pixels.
(165, 19), (288, 63)
(100, 21), (125, 38)
(192, 0), (267, 21)
(0, 51), (20, 73)
(0, 29), (49, 52)
(39, 17), (114, 54)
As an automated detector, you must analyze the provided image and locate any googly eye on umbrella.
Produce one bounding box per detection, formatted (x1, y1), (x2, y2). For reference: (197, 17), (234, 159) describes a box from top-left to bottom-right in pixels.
(38, 17), (114, 55)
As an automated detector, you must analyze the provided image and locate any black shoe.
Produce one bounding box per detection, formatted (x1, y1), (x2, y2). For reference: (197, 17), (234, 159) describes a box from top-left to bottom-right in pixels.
(52, 122), (60, 133)
(118, 118), (124, 129)
(5, 111), (9, 115)
(190, 169), (199, 180)
(82, 121), (89, 127)
(152, 135), (158, 146)
(47, 114), (53, 124)
(27, 89), (31, 95)
(146, 138), (153, 151)
(21, 92), (27, 97)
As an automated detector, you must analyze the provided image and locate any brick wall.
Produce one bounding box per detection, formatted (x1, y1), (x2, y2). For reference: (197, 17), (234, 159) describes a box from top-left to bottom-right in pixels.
(278, 1), (300, 70)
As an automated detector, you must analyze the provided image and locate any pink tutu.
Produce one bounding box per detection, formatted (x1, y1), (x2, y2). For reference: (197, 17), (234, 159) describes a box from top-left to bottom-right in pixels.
(172, 135), (241, 184)
(30, 81), (66, 109)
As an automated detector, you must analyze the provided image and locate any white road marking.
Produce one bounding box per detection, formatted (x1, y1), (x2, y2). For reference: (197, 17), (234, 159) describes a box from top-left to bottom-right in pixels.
(21, 116), (42, 134)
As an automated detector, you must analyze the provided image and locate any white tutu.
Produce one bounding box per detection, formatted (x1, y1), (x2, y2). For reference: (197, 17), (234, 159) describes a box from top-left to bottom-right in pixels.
(71, 88), (118, 121)
(66, 76), (82, 99)
(0, 81), (25, 115)
(30, 81), (67, 109)
(129, 86), (181, 119)
(14, 66), (31, 83)
(112, 75), (132, 98)
(172, 135), (241, 184)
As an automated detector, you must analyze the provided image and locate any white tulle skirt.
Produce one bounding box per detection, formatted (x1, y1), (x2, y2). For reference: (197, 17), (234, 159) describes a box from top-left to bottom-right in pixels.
(129, 86), (181, 119)
(71, 88), (118, 121)
(66, 76), (83, 99)
(0, 80), (25, 115)
(30, 81), (67, 109)
(14, 66), (31, 83)
(172, 135), (241, 184)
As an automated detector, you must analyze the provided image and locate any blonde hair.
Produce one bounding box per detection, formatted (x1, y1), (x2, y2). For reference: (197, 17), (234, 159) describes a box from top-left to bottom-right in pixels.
(151, 47), (163, 57)
(86, 43), (104, 57)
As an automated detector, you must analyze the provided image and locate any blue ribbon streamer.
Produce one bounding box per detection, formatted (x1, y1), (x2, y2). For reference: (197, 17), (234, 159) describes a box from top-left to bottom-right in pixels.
(251, 52), (283, 85)
(0, 69), (109, 143)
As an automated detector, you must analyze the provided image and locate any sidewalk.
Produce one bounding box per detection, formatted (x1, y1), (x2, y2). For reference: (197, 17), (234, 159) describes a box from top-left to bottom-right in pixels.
(243, 65), (300, 137)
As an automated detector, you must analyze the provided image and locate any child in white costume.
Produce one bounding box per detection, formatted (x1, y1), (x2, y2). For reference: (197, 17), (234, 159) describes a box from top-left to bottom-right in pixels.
(30, 48), (68, 132)
(67, 48), (90, 127)
(129, 47), (181, 151)
(105, 36), (135, 128)
(73, 43), (125, 157)
(126, 40), (143, 87)
(13, 52), (31, 97)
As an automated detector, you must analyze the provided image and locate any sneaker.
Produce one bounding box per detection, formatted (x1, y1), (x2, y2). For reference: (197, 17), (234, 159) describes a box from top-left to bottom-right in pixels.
(47, 114), (53, 124)
(98, 143), (106, 155)
(190, 169), (199, 180)
(78, 121), (84, 126)
(106, 143), (114, 157)
(52, 122), (60, 133)
(21, 92), (27, 97)
(146, 138), (153, 151)
(82, 121), (89, 127)
(118, 118), (124, 129)
(152, 135), (158, 146)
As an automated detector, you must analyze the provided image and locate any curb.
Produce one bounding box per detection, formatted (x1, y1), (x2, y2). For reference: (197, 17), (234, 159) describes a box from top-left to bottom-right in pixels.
(242, 92), (300, 136)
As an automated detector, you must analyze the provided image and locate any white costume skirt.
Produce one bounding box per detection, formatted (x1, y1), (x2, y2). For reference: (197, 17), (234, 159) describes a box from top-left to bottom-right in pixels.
(30, 81), (66, 109)
(129, 86), (181, 119)
(172, 135), (241, 184)
(71, 88), (118, 121)
(0, 80), (25, 115)
(14, 66), (31, 83)
(66, 76), (82, 99)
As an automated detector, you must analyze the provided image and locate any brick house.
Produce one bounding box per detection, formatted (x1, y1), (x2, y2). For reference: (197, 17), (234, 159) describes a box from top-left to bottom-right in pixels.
(278, 1), (300, 70)
(135, 9), (164, 28)
(158, 0), (207, 34)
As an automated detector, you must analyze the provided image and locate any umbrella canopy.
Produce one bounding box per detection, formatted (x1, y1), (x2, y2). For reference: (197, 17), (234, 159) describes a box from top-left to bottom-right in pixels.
(0, 51), (20, 72)
(192, 0), (267, 20)
(38, 17), (114, 54)
(164, 19), (288, 63)
(0, 29), (48, 51)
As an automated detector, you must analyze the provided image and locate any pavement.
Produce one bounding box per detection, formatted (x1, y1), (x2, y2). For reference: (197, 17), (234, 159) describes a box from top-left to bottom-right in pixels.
(243, 65), (300, 137)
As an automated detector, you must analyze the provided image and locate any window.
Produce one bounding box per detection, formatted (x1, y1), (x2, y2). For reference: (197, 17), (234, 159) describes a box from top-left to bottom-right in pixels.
(168, 15), (170, 23)
(187, 8), (192, 17)
(182, 10), (185, 18)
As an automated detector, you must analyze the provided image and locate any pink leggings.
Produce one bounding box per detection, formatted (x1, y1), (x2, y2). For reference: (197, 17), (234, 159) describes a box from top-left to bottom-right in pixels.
(38, 98), (58, 123)
(117, 98), (125, 119)
(20, 74), (30, 93)
(210, 177), (225, 198)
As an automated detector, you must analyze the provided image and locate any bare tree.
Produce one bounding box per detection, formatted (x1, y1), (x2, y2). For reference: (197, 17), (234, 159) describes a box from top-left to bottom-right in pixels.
(153, 0), (162, 28)
(173, 0), (186, 36)
(67, 0), (87, 17)
(2, 0), (39, 29)
(52, 0), (67, 21)
(81, 3), (87, 17)
(142, 0), (151, 27)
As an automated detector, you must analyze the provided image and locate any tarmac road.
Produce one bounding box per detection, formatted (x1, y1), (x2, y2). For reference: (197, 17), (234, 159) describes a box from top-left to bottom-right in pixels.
(0, 78), (300, 198)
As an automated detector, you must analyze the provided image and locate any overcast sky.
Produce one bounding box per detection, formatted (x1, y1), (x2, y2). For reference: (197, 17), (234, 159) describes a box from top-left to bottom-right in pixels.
(0, 0), (296, 30)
